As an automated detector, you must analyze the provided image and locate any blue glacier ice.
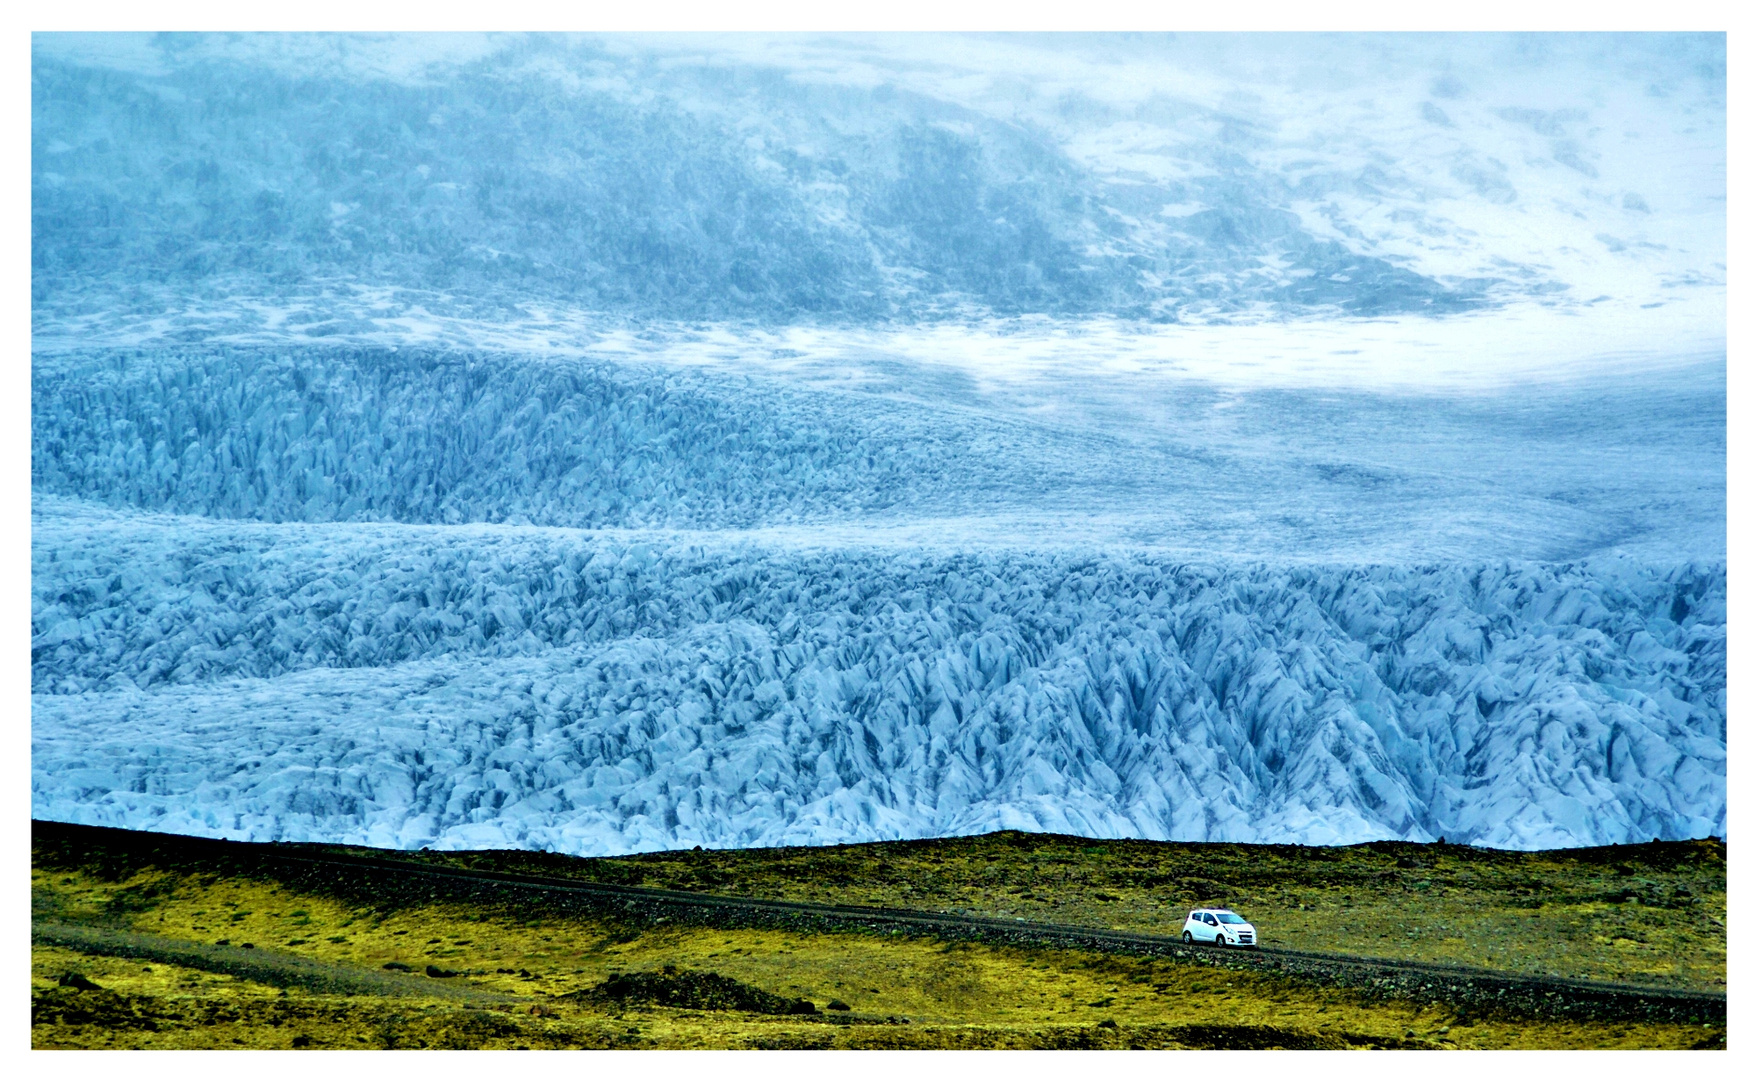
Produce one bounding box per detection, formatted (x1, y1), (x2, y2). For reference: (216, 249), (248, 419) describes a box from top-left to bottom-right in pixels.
(31, 32), (1726, 853)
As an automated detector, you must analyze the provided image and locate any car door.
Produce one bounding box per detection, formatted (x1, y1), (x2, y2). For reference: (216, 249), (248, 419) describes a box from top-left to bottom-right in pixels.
(1196, 912), (1215, 941)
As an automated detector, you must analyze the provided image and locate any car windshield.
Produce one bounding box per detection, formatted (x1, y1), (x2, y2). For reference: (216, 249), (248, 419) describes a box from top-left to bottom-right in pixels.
(1215, 913), (1248, 924)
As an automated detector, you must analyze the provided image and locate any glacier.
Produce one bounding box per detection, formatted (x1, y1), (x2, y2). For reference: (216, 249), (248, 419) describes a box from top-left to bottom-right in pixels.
(31, 494), (1724, 853)
(30, 345), (1726, 852)
(30, 32), (1726, 855)
(29, 345), (1725, 563)
(27, 495), (1726, 853)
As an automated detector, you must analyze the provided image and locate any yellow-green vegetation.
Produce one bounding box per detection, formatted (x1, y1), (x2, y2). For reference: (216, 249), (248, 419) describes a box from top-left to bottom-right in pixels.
(31, 853), (1725, 1050)
(413, 832), (1727, 992)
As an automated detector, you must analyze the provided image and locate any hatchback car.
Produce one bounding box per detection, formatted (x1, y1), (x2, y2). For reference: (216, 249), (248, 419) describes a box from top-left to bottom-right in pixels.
(1181, 907), (1256, 948)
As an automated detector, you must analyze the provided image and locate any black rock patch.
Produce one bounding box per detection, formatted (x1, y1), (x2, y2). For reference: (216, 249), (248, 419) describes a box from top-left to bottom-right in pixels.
(581, 967), (817, 1015)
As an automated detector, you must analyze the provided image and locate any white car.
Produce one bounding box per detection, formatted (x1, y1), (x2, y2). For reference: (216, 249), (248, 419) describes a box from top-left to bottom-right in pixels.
(1182, 907), (1257, 948)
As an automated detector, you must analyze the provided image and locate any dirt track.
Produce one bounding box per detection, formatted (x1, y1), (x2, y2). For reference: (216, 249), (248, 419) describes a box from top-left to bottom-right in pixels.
(32, 920), (512, 1003)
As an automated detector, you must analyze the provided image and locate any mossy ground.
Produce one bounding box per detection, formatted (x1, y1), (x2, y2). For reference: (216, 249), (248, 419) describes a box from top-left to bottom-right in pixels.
(31, 832), (1727, 1050)
(409, 831), (1727, 991)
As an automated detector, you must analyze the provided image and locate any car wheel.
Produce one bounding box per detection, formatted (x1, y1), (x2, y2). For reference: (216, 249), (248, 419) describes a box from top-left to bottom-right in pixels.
(1182, 931), (1193, 945)
(1213, 935), (1225, 948)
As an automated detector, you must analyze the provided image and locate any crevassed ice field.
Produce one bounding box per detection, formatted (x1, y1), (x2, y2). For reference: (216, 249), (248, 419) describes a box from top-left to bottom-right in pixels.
(31, 33), (1725, 854)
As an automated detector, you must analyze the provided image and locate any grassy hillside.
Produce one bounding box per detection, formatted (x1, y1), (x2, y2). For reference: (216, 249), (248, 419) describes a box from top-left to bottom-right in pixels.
(400, 831), (1726, 993)
(32, 824), (1724, 1049)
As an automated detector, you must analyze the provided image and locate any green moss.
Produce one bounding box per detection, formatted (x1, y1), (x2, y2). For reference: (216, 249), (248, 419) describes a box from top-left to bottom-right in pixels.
(31, 856), (1723, 1050)
(399, 832), (1725, 992)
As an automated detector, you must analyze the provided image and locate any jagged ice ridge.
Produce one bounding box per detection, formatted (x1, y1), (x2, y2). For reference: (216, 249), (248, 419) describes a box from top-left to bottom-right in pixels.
(33, 498), (1724, 853)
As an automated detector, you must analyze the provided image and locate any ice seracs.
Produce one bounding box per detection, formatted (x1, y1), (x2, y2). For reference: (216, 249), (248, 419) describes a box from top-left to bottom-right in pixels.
(32, 491), (1724, 854)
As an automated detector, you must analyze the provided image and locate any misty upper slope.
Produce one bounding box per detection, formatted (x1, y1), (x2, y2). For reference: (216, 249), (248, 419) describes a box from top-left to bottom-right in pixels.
(26, 35), (1468, 324)
(32, 33), (1724, 338)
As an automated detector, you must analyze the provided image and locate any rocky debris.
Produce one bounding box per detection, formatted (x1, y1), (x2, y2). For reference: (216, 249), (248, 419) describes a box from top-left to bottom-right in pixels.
(581, 967), (817, 1016)
(1163, 1024), (1434, 1050)
(34, 983), (161, 1031)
